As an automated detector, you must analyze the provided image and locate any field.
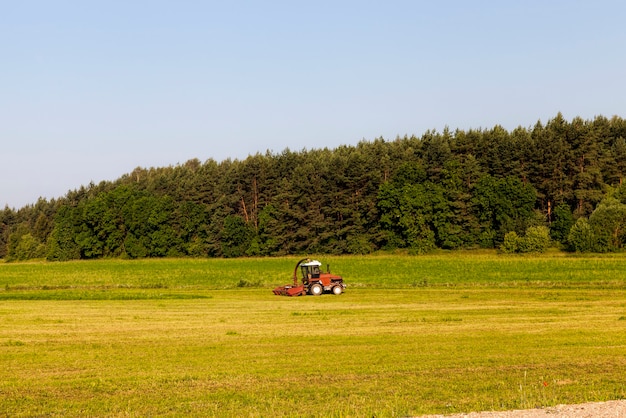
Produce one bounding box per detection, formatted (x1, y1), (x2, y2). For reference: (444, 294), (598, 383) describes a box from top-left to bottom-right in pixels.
(1, 252), (625, 417)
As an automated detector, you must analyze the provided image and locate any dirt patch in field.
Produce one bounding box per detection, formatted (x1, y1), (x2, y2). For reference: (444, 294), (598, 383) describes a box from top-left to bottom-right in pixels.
(421, 399), (626, 417)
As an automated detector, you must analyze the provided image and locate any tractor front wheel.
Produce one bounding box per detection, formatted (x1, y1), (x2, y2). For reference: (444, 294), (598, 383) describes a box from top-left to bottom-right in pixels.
(332, 285), (343, 295)
(309, 283), (323, 296)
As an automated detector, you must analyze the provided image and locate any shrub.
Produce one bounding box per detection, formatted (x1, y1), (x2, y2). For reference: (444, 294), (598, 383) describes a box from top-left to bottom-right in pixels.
(7, 233), (46, 261)
(588, 197), (626, 252)
(568, 218), (595, 252)
(500, 231), (519, 253)
(501, 226), (551, 253)
(518, 226), (551, 253)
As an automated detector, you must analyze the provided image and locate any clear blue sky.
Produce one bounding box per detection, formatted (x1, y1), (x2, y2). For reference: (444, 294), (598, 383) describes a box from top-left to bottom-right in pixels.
(2, 1), (625, 208)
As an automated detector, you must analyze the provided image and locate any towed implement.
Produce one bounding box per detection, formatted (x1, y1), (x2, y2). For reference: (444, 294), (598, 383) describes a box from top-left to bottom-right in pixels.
(273, 258), (345, 296)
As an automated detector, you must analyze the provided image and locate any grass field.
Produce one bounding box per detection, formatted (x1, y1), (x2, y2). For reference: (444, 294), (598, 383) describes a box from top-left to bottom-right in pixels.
(1, 252), (625, 416)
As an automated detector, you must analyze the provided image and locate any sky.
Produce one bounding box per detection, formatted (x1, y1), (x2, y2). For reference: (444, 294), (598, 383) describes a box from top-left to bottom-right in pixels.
(2, 0), (625, 209)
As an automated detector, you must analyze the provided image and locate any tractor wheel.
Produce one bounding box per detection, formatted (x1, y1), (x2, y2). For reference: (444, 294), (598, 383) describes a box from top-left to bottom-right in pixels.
(309, 283), (323, 296)
(332, 285), (343, 295)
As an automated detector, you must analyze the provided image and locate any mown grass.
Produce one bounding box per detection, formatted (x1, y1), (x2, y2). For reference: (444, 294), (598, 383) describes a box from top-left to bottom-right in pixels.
(1, 252), (625, 416)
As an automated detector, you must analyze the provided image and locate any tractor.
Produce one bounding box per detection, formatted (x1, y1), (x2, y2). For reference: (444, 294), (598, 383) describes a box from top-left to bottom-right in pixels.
(273, 258), (345, 296)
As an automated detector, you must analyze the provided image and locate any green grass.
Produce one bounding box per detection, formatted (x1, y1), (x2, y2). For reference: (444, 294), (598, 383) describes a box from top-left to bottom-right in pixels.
(1, 252), (625, 416)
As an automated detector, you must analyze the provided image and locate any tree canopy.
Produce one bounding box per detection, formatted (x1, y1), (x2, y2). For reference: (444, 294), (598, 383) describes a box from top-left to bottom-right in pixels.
(2, 113), (626, 260)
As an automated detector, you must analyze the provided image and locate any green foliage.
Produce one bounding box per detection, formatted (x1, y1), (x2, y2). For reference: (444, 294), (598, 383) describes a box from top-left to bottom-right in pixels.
(501, 226), (551, 253)
(7, 232), (46, 261)
(588, 197), (626, 252)
(378, 180), (436, 253)
(614, 182), (626, 204)
(472, 175), (537, 246)
(567, 197), (626, 252)
(3, 114), (626, 260)
(567, 218), (596, 252)
(346, 234), (375, 254)
(392, 161), (427, 185)
(6, 224), (46, 261)
(550, 203), (575, 244)
(501, 231), (520, 253)
(46, 206), (81, 261)
(221, 215), (252, 258)
(517, 226), (551, 253)
(378, 159), (486, 251)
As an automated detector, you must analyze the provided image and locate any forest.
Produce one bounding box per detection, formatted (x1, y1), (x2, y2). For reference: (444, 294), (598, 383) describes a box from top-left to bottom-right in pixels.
(1, 113), (626, 261)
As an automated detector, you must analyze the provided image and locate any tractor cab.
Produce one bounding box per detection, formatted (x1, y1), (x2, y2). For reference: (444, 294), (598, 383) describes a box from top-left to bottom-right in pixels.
(301, 260), (322, 281)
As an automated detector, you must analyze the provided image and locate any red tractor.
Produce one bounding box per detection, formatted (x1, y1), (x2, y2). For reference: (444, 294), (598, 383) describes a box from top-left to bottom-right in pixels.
(273, 258), (345, 296)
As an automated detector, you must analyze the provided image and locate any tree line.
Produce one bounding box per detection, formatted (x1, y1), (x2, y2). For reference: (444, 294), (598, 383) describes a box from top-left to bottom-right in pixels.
(2, 113), (626, 261)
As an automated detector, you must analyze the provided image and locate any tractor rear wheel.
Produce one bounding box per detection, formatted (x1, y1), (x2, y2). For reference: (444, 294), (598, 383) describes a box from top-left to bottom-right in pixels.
(332, 285), (343, 295)
(309, 283), (323, 296)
